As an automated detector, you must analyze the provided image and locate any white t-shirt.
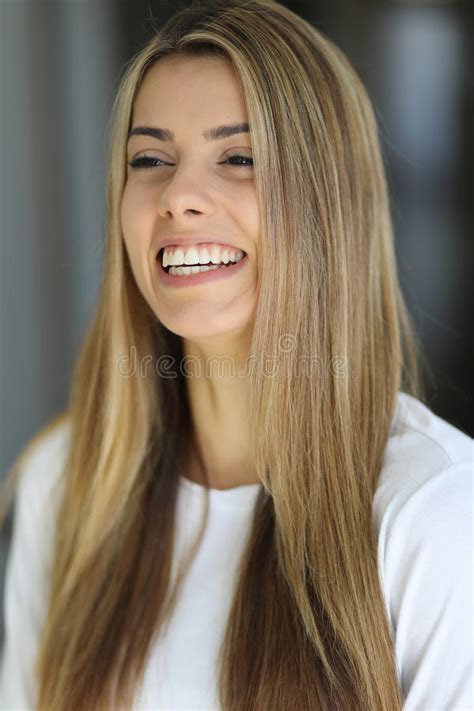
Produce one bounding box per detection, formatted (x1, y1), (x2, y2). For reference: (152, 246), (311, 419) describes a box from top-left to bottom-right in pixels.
(0, 391), (472, 710)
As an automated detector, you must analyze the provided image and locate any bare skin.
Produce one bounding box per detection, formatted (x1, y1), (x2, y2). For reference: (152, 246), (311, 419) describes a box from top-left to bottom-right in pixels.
(121, 55), (261, 490)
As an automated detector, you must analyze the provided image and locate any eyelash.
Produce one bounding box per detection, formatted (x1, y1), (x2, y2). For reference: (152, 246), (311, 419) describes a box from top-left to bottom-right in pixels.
(127, 155), (254, 170)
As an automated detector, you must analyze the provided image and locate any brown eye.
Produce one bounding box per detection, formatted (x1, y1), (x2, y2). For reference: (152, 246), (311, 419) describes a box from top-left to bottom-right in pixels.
(128, 156), (170, 169)
(224, 155), (254, 168)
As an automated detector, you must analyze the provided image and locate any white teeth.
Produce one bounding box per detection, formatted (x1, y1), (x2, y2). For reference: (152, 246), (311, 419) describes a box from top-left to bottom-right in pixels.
(162, 244), (246, 269)
(174, 248), (184, 266)
(199, 247), (211, 264)
(184, 247), (200, 265)
(169, 264), (222, 276)
(210, 245), (222, 265)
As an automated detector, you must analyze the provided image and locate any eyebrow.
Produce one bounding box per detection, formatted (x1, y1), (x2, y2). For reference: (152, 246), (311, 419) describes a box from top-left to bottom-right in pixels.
(127, 122), (250, 143)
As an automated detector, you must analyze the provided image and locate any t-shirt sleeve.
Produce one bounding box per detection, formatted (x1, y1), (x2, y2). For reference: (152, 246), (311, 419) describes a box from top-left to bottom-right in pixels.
(379, 461), (473, 710)
(0, 428), (67, 711)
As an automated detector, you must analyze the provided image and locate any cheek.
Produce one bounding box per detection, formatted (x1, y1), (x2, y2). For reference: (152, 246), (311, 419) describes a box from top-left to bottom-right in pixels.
(120, 190), (156, 299)
(120, 185), (155, 259)
(238, 189), (259, 243)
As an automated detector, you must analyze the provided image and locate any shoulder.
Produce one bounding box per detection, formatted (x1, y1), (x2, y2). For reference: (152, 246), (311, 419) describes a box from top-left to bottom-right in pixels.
(14, 414), (72, 528)
(17, 412), (71, 473)
(373, 391), (472, 549)
(5, 413), (73, 617)
(0, 416), (72, 709)
(372, 392), (473, 706)
(384, 390), (471, 467)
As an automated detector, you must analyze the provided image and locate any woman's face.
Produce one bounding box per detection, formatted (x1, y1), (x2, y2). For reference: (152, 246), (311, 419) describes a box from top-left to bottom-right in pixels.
(121, 55), (259, 342)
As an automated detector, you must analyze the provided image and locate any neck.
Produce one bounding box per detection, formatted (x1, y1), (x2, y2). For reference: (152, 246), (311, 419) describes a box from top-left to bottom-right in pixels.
(180, 333), (259, 490)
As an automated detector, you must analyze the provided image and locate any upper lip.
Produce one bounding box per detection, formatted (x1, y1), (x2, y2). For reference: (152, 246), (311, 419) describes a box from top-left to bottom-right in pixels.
(156, 234), (246, 257)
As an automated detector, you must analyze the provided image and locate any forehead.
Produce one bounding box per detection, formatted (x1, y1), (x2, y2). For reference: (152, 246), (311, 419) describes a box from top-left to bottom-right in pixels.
(132, 55), (248, 124)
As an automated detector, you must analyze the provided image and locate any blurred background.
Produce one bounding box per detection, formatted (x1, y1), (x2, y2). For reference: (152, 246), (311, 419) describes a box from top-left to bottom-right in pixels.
(1, 0), (473, 644)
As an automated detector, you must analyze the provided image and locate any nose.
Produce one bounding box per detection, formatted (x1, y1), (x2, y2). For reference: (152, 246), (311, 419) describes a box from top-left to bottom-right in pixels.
(156, 161), (215, 220)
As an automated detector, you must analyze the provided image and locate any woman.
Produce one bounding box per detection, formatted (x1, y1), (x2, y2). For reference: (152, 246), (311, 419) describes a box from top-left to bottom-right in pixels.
(0, 1), (472, 709)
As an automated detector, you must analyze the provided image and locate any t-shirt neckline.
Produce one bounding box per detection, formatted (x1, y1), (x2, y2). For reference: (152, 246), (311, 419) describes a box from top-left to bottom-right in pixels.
(179, 473), (263, 510)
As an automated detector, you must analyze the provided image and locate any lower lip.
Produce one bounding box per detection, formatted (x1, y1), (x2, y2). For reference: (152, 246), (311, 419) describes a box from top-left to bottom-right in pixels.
(157, 254), (249, 288)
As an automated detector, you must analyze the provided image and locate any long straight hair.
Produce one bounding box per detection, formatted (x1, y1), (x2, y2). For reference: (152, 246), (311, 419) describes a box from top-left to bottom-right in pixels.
(0, 1), (430, 708)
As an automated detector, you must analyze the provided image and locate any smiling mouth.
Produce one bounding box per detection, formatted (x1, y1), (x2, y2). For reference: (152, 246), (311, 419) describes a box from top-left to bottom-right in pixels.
(157, 248), (247, 273)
